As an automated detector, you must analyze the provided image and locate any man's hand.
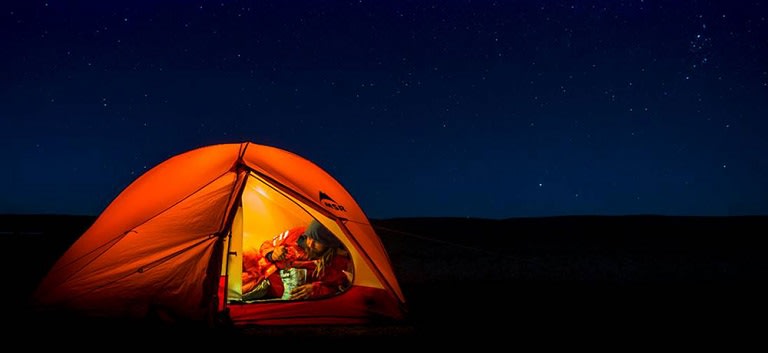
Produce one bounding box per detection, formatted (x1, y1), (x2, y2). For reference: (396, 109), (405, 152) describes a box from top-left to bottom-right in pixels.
(290, 284), (313, 300)
(272, 245), (287, 260)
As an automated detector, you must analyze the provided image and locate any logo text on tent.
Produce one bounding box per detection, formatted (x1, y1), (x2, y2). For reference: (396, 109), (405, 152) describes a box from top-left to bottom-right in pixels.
(320, 191), (346, 212)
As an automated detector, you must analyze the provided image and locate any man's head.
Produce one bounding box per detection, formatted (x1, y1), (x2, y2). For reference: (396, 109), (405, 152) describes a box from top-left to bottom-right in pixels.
(303, 219), (341, 255)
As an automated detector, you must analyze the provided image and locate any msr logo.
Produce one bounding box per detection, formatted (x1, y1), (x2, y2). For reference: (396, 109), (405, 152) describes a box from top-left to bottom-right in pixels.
(319, 191), (346, 212)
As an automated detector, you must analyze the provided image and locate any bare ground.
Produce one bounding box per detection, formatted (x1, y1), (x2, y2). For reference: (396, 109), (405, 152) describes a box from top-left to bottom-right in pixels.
(3, 214), (767, 347)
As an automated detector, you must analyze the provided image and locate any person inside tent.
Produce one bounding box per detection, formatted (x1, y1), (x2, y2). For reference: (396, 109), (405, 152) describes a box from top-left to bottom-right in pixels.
(241, 219), (352, 301)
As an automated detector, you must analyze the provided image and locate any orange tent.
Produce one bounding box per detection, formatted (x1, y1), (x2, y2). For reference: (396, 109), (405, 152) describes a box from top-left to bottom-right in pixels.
(32, 142), (406, 326)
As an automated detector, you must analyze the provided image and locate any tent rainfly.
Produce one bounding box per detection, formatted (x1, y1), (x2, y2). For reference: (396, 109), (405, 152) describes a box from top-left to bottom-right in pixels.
(33, 142), (407, 326)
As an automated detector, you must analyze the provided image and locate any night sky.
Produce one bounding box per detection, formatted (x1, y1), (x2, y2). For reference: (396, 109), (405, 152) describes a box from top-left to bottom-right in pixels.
(2, 1), (766, 219)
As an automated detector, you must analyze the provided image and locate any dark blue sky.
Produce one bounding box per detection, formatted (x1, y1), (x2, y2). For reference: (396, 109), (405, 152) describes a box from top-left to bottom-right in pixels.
(2, 1), (767, 219)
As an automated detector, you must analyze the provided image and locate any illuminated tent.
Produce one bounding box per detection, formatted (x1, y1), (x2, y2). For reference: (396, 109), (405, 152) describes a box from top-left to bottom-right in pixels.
(32, 142), (406, 326)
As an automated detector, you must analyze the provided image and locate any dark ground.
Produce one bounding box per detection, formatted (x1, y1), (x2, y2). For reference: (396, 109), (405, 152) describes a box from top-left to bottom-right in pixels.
(2, 214), (767, 347)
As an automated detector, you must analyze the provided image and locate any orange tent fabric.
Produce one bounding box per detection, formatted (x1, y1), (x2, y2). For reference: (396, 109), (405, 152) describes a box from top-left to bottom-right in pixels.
(33, 142), (406, 326)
